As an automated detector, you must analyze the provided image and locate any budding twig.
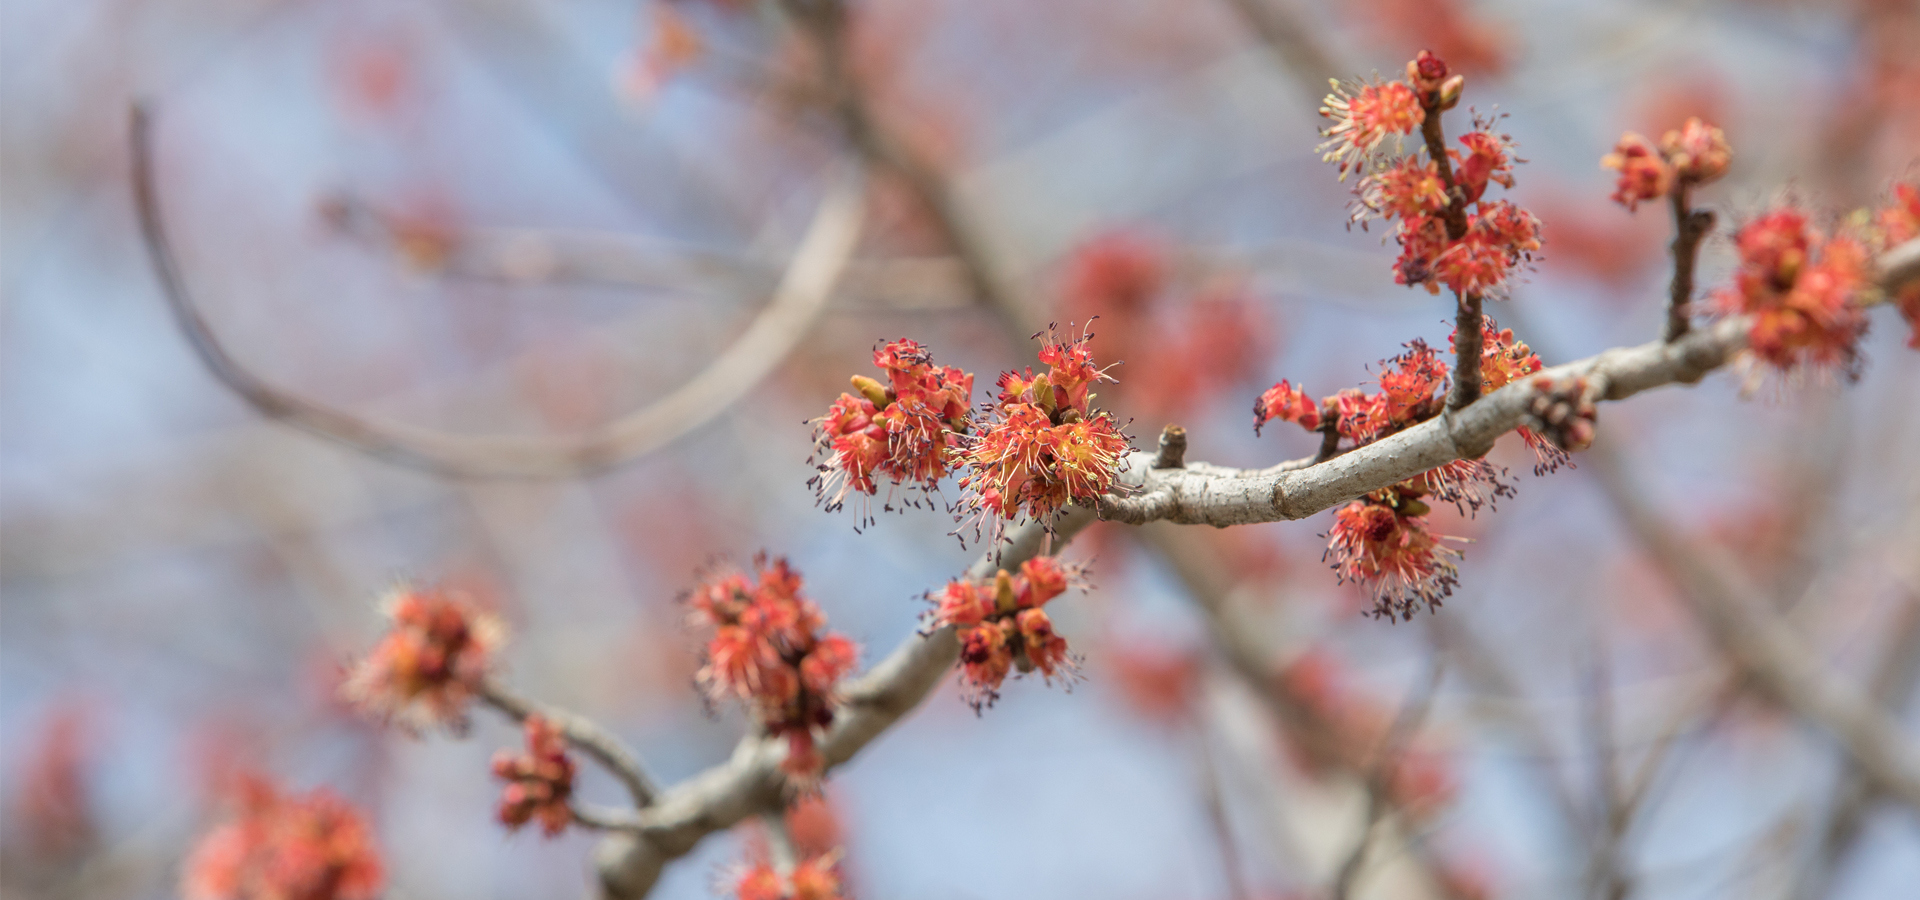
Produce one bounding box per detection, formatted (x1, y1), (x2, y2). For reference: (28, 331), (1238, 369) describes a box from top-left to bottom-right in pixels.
(1664, 185), (1716, 343)
(477, 677), (662, 809)
(1153, 424), (1188, 469)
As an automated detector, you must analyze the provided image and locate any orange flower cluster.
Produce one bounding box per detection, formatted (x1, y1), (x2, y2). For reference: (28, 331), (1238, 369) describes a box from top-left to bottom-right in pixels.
(956, 328), (1131, 534)
(1714, 208), (1870, 377)
(688, 557), (859, 785)
(1325, 486), (1462, 620)
(732, 852), (846, 900)
(1331, 53), (1542, 299)
(1319, 78), (1426, 180)
(1600, 116), (1731, 211)
(341, 586), (504, 734)
(491, 716), (575, 837)
(810, 339), (974, 515)
(182, 776), (385, 900)
(929, 557), (1082, 711)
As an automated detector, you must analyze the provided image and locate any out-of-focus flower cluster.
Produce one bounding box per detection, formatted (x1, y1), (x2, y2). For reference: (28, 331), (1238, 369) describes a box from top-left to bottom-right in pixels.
(1870, 181), (1920, 347)
(730, 852), (847, 900)
(491, 716), (575, 837)
(341, 585), (504, 734)
(182, 776), (385, 900)
(810, 339), (974, 516)
(688, 557), (860, 785)
(928, 557), (1083, 710)
(1055, 233), (1272, 423)
(1600, 116), (1731, 211)
(1715, 208), (1871, 378)
(1325, 51), (1542, 299)
(956, 328), (1132, 534)
(1256, 320), (1560, 616)
(1275, 651), (1457, 816)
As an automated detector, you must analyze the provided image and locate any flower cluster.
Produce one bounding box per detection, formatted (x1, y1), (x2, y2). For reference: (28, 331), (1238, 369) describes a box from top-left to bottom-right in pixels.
(809, 339), (974, 516)
(1256, 340), (1513, 515)
(341, 585), (505, 734)
(687, 557), (860, 785)
(928, 557), (1084, 711)
(1454, 320), (1568, 474)
(1714, 208), (1870, 377)
(1872, 181), (1920, 347)
(182, 776), (385, 900)
(956, 328), (1132, 534)
(491, 716), (575, 837)
(1600, 116), (1731, 211)
(1329, 53), (1541, 299)
(731, 852), (846, 900)
(1325, 485), (1463, 620)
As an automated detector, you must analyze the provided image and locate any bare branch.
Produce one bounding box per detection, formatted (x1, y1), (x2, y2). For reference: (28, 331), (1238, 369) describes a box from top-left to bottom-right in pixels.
(1329, 659), (1444, 900)
(1664, 187), (1715, 343)
(1584, 440), (1920, 815)
(477, 677), (662, 809)
(589, 509), (1098, 899)
(132, 103), (865, 479)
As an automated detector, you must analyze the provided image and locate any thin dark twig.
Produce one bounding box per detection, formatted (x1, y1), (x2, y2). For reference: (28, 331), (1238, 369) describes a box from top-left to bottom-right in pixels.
(130, 103), (864, 479)
(478, 677), (661, 809)
(1329, 659), (1445, 900)
(1664, 185), (1715, 344)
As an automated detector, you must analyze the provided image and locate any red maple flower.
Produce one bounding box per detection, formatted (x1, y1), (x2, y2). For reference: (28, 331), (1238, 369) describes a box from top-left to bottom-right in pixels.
(1600, 133), (1673, 211)
(728, 851), (847, 900)
(1452, 126), (1517, 204)
(1433, 200), (1542, 296)
(1715, 208), (1871, 376)
(1355, 156), (1450, 225)
(1324, 487), (1462, 620)
(1253, 379), (1321, 435)
(1659, 117), (1732, 185)
(810, 339), (974, 515)
(492, 716), (575, 837)
(341, 585), (505, 734)
(687, 557), (860, 786)
(182, 776), (385, 900)
(1319, 79), (1425, 179)
(930, 558), (1084, 710)
(957, 328), (1131, 534)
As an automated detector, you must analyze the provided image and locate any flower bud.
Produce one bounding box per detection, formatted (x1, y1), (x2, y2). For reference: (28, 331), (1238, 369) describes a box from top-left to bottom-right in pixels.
(1437, 75), (1466, 110)
(848, 374), (890, 410)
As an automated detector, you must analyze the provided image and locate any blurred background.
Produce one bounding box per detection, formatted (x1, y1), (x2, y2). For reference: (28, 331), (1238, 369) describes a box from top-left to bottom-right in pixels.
(3, 0), (1918, 898)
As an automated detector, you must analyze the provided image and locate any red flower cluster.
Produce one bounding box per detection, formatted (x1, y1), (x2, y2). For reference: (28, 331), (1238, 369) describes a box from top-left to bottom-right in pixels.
(1874, 182), (1920, 347)
(1325, 485), (1462, 620)
(341, 586), (504, 734)
(929, 557), (1083, 711)
(732, 852), (846, 900)
(182, 776), (385, 900)
(1319, 78), (1425, 180)
(1600, 117), (1731, 211)
(687, 557), (859, 785)
(1256, 341), (1513, 514)
(1714, 208), (1870, 377)
(491, 716), (575, 837)
(1332, 54), (1541, 299)
(956, 328), (1132, 534)
(810, 339), (974, 515)
(1453, 320), (1568, 474)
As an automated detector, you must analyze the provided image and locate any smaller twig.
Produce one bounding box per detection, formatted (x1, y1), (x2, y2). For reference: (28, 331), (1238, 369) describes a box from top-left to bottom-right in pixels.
(572, 802), (646, 834)
(1309, 420), (1342, 465)
(1449, 290), (1487, 409)
(1329, 659), (1445, 900)
(1193, 722), (1251, 900)
(761, 810), (798, 875)
(1153, 425), (1188, 469)
(478, 677), (661, 809)
(1663, 186), (1715, 343)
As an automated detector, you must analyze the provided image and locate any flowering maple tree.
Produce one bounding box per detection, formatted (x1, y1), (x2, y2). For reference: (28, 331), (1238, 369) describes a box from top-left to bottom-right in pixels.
(117, 5), (1920, 897)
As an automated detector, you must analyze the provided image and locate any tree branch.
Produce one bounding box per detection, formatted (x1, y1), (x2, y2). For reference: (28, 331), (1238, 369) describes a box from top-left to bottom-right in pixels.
(477, 677), (662, 809)
(132, 103), (866, 479)
(1664, 186), (1714, 343)
(589, 509), (1097, 899)
(1584, 440), (1920, 816)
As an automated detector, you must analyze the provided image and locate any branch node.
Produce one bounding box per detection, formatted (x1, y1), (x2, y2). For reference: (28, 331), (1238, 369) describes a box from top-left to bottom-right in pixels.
(1153, 425), (1188, 469)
